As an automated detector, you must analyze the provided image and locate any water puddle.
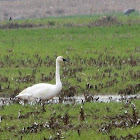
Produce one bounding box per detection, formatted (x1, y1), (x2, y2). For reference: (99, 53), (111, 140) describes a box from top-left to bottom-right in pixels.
(0, 94), (139, 106)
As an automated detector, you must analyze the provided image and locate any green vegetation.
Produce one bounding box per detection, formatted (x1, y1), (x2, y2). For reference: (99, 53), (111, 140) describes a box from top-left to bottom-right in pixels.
(0, 12), (139, 27)
(0, 13), (140, 97)
(0, 13), (140, 140)
(0, 99), (140, 140)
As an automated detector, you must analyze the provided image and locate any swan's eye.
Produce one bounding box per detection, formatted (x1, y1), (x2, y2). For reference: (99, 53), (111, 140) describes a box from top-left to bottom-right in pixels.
(62, 58), (67, 61)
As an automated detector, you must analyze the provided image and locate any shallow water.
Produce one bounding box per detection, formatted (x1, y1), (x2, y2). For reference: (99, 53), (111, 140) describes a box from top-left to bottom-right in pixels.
(0, 94), (140, 106)
(61, 94), (140, 104)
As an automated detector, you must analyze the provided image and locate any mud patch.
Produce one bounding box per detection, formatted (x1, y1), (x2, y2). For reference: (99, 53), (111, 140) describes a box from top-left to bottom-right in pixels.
(0, 23), (43, 29)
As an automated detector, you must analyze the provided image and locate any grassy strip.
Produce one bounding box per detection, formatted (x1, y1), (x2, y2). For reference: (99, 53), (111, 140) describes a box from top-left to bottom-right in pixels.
(0, 100), (140, 140)
(0, 12), (139, 28)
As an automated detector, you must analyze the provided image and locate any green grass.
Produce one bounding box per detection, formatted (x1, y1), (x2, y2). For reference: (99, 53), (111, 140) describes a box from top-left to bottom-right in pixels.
(0, 11), (139, 27)
(0, 100), (140, 140)
(0, 13), (140, 97)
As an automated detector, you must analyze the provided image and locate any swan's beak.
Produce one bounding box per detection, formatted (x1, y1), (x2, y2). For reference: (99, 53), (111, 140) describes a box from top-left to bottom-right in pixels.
(62, 58), (67, 62)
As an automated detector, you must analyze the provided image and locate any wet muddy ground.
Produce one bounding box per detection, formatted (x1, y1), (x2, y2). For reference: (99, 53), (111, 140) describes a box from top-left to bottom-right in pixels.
(0, 94), (140, 106)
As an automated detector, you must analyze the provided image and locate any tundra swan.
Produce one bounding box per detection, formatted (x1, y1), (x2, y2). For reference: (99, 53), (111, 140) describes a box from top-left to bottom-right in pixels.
(16, 56), (67, 101)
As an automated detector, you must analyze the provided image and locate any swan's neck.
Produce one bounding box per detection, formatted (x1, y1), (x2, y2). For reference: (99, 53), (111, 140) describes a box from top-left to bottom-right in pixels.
(56, 61), (61, 85)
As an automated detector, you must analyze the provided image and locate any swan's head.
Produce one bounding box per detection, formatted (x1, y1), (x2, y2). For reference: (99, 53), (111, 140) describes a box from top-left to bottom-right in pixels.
(56, 56), (67, 63)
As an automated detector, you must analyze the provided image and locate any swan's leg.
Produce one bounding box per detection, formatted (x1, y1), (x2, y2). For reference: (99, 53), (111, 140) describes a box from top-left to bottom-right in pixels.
(23, 99), (28, 105)
(41, 99), (46, 112)
(36, 98), (42, 105)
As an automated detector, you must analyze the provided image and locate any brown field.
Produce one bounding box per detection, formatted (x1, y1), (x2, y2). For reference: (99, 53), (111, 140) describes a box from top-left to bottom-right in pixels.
(0, 0), (140, 20)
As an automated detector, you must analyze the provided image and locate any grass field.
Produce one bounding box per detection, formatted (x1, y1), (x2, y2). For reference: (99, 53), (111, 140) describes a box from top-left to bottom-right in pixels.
(0, 13), (140, 98)
(0, 13), (140, 140)
(0, 99), (140, 140)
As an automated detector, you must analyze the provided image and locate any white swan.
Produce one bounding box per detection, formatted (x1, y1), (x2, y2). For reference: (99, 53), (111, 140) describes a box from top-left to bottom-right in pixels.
(16, 56), (67, 101)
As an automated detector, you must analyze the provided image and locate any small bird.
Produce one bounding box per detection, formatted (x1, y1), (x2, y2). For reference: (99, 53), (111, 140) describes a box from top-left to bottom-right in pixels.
(16, 56), (67, 101)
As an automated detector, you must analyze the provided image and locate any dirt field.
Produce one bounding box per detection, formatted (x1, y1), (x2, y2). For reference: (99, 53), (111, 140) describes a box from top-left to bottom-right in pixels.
(0, 0), (140, 20)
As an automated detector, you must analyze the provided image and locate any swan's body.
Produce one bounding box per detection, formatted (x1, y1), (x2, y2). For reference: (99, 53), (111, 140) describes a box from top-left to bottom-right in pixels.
(16, 56), (66, 101)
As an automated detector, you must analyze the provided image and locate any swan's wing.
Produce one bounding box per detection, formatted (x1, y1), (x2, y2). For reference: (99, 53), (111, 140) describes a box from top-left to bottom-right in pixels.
(19, 87), (32, 95)
(16, 86), (33, 100)
(16, 83), (55, 100)
(16, 93), (32, 100)
(28, 83), (56, 99)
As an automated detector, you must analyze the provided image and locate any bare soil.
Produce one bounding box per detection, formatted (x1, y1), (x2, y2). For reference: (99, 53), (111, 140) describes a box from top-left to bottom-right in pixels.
(0, 0), (139, 21)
